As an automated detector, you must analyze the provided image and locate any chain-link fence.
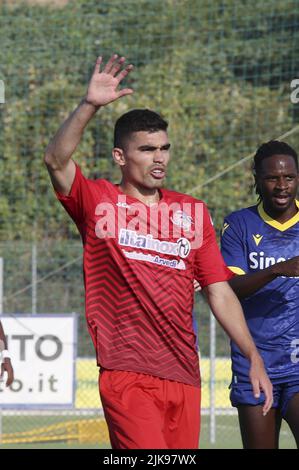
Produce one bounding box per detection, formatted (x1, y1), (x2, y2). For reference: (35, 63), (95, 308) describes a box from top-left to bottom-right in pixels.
(1, 0), (299, 448)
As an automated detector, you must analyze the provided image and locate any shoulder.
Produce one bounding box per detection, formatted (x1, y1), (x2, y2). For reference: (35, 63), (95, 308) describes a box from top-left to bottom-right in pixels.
(221, 205), (259, 240)
(224, 205), (258, 224)
(85, 175), (116, 193)
(162, 188), (206, 206)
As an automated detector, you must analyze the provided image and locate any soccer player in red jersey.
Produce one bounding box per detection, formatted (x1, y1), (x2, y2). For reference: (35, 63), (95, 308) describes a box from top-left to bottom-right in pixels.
(44, 54), (272, 449)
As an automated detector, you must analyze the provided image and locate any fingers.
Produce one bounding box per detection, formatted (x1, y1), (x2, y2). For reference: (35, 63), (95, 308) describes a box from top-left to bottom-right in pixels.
(194, 280), (202, 292)
(1, 363), (14, 387)
(262, 383), (273, 416)
(251, 377), (273, 416)
(262, 396), (273, 416)
(251, 378), (260, 399)
(6, 369), (14, 387)
(110, 56), (126, 76)
(115, 64), (134, 83)
(103, 54), (121, 74)
(117, 88), (134, 99)
(101, 54), (133, 80)
(93, 56), (103, 74)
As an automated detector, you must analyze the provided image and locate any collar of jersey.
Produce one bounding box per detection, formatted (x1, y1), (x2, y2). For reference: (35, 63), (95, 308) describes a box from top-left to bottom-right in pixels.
(115, 184), (164, 205)
(257, 200), (299, 231)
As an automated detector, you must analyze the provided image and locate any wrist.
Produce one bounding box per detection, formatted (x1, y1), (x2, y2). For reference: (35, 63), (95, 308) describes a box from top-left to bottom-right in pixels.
(247, 348), (262, 364)
(1, 349), (11, 360)
(82, 97), (100, 111)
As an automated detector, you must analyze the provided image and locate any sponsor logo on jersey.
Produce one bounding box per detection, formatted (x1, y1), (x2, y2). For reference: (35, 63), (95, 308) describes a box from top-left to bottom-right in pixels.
(249, 251), (288, 270)
(249, 251), (299, 277)
(122, 250), (186, 270)
(177, 237), (191, 259)
(119, 229), (191, 259)
(252, 234), (263, 246)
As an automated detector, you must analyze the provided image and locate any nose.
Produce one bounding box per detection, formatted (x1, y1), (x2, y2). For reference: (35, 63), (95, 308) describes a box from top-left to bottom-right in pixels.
(153, 148), (164, 163)
(275, 176), (288, 190)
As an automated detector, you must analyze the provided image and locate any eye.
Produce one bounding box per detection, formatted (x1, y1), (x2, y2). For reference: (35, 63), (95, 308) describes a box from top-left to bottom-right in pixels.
(265, 177), (277, 182)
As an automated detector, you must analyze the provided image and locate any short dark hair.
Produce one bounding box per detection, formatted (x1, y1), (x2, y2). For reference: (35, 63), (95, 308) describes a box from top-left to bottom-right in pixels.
(253, 140), (298, 175)
(253, 140), (298, 200)
(114, 109), (168, 149)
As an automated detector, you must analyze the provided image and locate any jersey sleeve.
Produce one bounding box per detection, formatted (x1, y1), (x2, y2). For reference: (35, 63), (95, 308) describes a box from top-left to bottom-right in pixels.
(55, 163), (95, 235)
(220, 215), (247, 275)
(193, 203), (234, 288)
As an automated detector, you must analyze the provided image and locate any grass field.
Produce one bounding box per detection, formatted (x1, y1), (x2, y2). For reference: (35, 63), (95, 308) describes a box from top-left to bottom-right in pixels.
(0, 415), (296, 449)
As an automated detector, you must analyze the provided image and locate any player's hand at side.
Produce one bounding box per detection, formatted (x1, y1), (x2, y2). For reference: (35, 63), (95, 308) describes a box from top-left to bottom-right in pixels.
(249, 353), (273, 416)
(85, 54), (134, 108)
(193, 280), (202, 292)
(0, 358), (14, 387)
(273, 255), (299, 277)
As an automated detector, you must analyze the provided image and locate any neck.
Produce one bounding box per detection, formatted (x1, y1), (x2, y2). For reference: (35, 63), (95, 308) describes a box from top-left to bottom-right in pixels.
(262, 200), (298, 224)
(119, 180), (161, 206)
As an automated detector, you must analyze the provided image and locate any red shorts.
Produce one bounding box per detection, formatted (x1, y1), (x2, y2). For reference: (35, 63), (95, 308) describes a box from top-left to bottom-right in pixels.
(99, 369), (201, 449)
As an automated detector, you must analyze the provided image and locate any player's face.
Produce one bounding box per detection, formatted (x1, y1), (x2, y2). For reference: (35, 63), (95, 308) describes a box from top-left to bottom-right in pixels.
(256, 154), (299, 216)
(118, 130), (171, 191)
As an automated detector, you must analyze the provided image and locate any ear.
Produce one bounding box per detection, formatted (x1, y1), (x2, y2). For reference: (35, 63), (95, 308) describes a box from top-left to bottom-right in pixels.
(253, 174), (261, 197)
(112, 147), (126, 167)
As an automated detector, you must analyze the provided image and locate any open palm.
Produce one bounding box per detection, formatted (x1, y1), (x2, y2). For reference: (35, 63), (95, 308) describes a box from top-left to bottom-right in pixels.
(86, 54), (134, 107)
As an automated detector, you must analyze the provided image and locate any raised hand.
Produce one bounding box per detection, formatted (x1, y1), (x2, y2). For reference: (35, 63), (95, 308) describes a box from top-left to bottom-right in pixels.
(85, 54), (134, 107)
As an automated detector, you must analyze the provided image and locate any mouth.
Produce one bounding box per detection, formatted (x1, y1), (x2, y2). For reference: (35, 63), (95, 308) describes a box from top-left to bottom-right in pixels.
(272, 194), (291, 205)
(150, 167), (166, 180)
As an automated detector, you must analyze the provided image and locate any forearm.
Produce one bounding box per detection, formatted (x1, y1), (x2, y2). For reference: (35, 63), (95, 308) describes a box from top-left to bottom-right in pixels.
(204, 281), (272, 413)
(229, 265), (279, 299)
(205, 283), (259, 361)
(44, 99), (99, 170)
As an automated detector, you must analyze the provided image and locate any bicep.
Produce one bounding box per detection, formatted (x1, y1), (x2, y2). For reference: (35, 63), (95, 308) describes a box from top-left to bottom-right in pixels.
(194, 206), (233, 287)
(45, 158), (76, 196)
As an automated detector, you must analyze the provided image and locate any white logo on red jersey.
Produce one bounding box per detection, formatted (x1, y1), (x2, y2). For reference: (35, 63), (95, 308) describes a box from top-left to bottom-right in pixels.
(119, 229), (191, 259)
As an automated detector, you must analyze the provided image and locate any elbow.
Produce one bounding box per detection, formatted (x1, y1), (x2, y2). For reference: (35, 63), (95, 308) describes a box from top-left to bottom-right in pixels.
(44, 149), (54, 168)
(44, 150), (61, 171)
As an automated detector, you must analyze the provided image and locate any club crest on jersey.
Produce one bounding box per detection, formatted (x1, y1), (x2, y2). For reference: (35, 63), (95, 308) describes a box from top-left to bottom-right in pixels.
(171, 210), (194, 231)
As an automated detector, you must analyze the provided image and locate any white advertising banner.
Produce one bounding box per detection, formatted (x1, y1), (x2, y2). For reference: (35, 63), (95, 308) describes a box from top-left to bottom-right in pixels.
(0, 314), (76, 408)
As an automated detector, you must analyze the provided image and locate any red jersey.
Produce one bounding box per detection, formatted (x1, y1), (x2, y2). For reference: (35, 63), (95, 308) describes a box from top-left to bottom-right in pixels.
(56, 164), (232, 387)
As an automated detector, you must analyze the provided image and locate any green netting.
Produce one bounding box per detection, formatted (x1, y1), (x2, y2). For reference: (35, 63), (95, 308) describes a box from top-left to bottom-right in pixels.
(0, 0), (298, 449)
